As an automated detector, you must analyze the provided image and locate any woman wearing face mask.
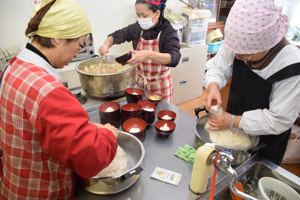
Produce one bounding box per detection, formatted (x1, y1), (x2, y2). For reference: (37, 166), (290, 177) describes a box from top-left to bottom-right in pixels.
(99, 0), (181, 103)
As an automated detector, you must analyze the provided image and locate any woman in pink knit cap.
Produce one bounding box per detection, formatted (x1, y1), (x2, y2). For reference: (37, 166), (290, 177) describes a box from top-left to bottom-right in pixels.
(204, 0), (300, 165)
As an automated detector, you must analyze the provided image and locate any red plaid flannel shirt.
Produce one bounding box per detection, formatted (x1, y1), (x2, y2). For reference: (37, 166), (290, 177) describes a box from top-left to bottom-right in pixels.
(0, 57), (117, 199)
(0, 57), (74, 199)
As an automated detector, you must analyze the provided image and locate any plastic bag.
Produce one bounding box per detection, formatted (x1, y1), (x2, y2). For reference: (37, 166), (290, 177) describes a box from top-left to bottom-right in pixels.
(282, 125), (300, 164)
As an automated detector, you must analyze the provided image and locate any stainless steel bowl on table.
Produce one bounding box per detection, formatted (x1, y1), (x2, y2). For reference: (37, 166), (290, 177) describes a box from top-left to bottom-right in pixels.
(193, 106), (264, 166)
(75, 56), (137, 98)
(76, 131), (145, 195)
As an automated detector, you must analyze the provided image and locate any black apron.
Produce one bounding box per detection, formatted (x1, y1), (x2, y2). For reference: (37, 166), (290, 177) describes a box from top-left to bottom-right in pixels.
(226, 58), (300, 165)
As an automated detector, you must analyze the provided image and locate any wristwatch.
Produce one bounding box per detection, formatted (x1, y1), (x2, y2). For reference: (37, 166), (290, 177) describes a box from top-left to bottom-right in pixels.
(230, 114), (235, 128)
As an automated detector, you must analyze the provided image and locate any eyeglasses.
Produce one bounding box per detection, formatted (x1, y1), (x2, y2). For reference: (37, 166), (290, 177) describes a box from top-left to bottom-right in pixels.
(238, 54), (254, 60)
(78, 42), (87, 53)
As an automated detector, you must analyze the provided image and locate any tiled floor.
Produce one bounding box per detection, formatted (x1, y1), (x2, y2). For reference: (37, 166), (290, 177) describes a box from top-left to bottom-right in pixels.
(176, 87), (300, 178)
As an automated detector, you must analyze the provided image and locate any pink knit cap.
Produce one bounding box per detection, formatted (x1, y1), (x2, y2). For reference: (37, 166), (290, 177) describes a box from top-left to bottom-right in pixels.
(223, 0), (289, 54)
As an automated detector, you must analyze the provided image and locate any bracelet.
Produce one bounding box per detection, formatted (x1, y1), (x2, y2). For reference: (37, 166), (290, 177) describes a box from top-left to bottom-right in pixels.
(230, 114), (235, 128)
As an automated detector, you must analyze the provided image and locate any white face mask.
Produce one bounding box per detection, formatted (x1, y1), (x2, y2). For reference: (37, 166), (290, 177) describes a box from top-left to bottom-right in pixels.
(137, 13), (156, 30)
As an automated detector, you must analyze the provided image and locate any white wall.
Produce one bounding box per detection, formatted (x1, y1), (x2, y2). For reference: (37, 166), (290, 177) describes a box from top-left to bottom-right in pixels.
(0, 0), (185, 56)
(0, 1), (33, 55)
(274, 0), (300, 27)
(0, 0), (135, 55)
(1, 0), (297, 56)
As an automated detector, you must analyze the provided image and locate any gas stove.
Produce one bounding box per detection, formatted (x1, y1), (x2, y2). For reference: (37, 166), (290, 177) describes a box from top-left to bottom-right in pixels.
(70, 87), (127, 113)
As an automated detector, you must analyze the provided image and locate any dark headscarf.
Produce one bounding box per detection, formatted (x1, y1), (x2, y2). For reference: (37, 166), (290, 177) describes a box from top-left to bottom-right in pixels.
(144, 0), (167, 10)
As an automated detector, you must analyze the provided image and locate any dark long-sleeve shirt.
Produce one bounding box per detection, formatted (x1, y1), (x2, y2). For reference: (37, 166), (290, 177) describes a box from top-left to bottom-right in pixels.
(108, 19), (181, 67)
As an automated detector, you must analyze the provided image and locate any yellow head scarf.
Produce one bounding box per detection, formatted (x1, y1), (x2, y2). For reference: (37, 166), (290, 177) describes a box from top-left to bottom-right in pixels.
(28, 0), (92, 39)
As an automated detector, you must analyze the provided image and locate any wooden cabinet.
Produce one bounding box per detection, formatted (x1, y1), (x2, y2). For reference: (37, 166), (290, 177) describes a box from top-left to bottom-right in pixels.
(206, 0), (235, 36)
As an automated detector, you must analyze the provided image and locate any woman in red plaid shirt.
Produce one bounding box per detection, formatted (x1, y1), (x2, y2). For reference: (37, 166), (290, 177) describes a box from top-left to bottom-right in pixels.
(0, 0), (118, 199)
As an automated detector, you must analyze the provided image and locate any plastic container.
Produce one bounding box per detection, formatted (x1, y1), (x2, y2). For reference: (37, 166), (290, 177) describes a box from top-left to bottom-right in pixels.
(220, 1), (228, 7)
(258, 177), (300, 200)
(207, 41), (223, 53)
(182, 13), (208, 29)
(204, 0), (217, 22)
(171, 24), (183, 42)
(182, 27), (207, 47)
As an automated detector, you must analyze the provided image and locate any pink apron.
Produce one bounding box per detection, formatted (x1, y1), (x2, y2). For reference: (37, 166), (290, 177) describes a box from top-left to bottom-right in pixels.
(136, 31), (173, 103)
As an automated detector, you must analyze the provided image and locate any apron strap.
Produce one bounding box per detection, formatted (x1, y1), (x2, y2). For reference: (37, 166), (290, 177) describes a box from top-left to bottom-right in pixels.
(139, 31), (162, 41)
(266, 62), (300, 83)
(157, 31), (162, 41)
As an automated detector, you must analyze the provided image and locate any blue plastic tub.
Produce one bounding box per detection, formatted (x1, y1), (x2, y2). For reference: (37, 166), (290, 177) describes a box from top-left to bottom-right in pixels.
(207, 41), (223, 53)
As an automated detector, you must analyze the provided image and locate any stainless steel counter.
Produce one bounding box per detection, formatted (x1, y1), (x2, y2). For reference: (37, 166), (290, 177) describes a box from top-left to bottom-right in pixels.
(74, 99), (300, 200)
(74, 100), (229, 200)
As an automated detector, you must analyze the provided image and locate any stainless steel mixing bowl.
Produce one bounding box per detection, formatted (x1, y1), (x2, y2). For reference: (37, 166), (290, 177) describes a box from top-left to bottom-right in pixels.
(76, 131), (145, 195)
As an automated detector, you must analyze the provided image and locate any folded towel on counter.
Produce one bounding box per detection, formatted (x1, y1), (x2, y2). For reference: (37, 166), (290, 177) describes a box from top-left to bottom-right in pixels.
(174, 144), (196, 163)
(174, 142), (205, 163)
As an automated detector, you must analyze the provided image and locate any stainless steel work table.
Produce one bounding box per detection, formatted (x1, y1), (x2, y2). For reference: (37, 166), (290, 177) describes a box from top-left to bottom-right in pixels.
(74, 100), (222, 200)
(74, 99), (300, 200)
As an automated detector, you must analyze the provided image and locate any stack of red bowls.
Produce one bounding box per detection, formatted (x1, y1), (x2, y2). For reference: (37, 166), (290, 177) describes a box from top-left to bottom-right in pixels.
(123, 118), (147, 142)
(99, 102), (121, 128)
(137, 100), (157, 126)
(125, 88), (145, 104)
(121, 103), (142, 124)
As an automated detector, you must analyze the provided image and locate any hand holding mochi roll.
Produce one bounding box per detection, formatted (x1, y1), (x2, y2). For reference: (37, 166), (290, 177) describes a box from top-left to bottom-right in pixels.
(206, 106), (252, 149)
(205, 123), (251, 149)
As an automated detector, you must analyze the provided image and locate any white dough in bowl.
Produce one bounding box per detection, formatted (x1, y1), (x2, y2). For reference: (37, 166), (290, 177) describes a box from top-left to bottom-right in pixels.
(105, 107), (115, 112)
(94, 145), (128, 178)
(160, 123), (170, 131)
(204, 122), (252, 149)
(162, 115), (172, 120)
(143, 108), (154, 112)
(129, 128), (140, 133)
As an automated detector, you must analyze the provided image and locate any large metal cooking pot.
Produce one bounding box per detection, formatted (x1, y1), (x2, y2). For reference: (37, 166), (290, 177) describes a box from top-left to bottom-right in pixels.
(75, 56), (136, 98)
(76, 131), (145, 195)
(194, 107), (265, 166)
